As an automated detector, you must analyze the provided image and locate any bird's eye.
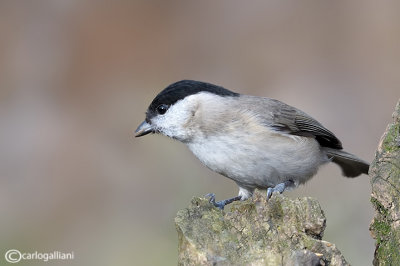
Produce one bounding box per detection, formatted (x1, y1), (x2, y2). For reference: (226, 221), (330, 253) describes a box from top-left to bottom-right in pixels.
(156, 104), (169, 115)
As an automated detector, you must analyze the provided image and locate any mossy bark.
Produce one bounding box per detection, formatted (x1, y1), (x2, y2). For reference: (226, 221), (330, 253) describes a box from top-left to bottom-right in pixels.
(369, 99), (400, 266)
(175, 190), (348, 265)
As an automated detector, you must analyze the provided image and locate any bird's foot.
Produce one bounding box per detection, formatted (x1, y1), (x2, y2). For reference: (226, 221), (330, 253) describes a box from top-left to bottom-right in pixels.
(266, 180), (294, 200)
(205, 193), (242, 210)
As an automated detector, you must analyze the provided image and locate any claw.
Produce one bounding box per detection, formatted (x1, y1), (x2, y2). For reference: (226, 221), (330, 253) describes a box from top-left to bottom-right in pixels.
(205, 193), (241, 210)
(266, 180), (294, 200)
(205, 193), (217, 205)
(266, 187), (273, 200)
(205, 193), (215, 198)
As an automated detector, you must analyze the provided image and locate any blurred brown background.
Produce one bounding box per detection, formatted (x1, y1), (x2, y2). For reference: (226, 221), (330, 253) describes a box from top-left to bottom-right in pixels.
(0, 1), (399, 265)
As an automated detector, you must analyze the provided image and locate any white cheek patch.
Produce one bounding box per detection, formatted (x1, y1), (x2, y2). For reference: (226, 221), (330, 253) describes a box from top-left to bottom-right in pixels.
(151, 96), (198, 140)
(150, 92), (228, 141)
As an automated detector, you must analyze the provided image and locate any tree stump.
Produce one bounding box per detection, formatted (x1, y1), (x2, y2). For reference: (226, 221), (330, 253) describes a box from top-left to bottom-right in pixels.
(369, 99), (400, 265)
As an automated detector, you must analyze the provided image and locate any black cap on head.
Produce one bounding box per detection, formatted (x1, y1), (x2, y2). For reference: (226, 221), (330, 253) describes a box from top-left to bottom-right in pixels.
(146, 80), (239, 120)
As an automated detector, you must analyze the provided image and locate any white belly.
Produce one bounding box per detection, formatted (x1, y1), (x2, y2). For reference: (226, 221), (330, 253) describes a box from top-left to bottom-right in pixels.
(187, 132), (329, 188)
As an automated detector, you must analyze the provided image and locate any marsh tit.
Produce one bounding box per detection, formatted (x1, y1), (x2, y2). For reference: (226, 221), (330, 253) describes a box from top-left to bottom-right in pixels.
(135, 80), (369, 209)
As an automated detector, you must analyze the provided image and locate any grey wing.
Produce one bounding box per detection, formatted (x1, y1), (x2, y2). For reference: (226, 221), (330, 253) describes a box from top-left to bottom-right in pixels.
(264, 99), (343, 149)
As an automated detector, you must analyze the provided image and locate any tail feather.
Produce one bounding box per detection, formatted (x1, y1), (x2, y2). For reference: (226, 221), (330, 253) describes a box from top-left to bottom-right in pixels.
(324, 148), (369, 177)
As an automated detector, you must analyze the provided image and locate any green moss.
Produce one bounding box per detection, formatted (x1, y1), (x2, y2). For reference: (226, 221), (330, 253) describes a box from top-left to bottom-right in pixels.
(268, 200), (284, 221)
(369, 102), (400, 265)
(302, 237), (318, 250)
(231, 200), (256, 213)
(371, 197), (389, 217)
(370, 199), (400, 265)
(371, 220), (390, 244)
(374, 231), (400, 266)
(382, 123), (400, 153)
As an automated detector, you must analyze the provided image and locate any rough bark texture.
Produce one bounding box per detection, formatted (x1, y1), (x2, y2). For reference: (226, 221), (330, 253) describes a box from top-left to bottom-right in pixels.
(175, 190), (348, 265)
(369, 99), (400, 266)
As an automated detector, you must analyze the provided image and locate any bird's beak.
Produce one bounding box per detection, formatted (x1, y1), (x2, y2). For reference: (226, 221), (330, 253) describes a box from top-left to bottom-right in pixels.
(135, 121), (153, 137)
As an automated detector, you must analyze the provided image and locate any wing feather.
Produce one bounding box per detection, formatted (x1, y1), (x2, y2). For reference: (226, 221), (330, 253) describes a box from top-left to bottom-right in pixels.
(267, 99), (343, 149)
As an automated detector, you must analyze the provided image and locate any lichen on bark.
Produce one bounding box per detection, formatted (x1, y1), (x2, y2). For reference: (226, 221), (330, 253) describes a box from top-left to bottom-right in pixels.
(175, 190), (348, 265)
(369, 99), (400, 266)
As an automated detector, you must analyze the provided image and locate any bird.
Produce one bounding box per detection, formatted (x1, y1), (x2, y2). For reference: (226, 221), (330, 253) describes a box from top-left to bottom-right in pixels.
(135, 80), (369, 209)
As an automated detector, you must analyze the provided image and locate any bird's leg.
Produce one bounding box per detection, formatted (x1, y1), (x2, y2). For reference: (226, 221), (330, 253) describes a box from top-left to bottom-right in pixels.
(266, 180), (294, 200)
(205, 193), (242, 210)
